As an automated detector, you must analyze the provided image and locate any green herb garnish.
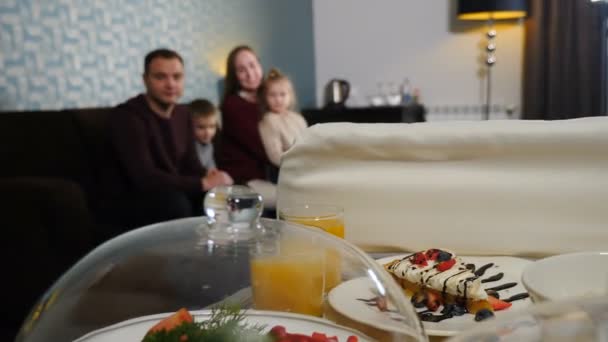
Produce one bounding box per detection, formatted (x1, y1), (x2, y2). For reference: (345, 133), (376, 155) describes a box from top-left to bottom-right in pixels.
(142, 303), (270, 342)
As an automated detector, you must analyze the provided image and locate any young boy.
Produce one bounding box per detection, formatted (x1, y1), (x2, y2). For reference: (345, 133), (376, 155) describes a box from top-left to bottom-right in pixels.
(189, 99), (219, 171)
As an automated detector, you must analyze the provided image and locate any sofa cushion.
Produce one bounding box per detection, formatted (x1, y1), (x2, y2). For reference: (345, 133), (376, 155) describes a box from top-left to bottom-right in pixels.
(0, 110), (95, 193)
(70, 108), (129, 200)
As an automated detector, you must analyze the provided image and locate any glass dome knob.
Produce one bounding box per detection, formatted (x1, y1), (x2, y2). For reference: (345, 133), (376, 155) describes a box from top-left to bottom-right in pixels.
(202, 185), (264, 242)
(227, 189), (264, 227)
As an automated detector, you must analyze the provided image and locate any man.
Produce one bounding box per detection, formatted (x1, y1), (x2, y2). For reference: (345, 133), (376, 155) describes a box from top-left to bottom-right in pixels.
(108, 49), (232, 230)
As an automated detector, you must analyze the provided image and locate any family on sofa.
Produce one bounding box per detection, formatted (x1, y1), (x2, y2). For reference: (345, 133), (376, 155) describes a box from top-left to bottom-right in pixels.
(106, 46), (306, 229)
(0, 45), (309, 341)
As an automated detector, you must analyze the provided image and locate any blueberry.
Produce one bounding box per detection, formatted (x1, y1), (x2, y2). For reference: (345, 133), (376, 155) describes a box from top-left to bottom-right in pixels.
(451, 304), (467, 316)
(474, 308), (495, 321)
(437, 251), (452, 262)
(441, 303), (455, 315)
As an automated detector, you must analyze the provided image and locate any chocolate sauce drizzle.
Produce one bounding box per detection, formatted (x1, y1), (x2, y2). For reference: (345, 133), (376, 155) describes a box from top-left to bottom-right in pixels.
(419, 309), (454, 323)
(473, 263), (494, 277)
(485, 282), (517, 292)
(481, 272), (504, 283)
(441, 271), (468, 296)
(504, 293), (530, 302)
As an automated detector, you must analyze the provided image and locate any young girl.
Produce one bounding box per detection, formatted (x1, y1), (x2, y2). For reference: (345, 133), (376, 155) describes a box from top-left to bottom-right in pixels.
(258, 68), (308, 167)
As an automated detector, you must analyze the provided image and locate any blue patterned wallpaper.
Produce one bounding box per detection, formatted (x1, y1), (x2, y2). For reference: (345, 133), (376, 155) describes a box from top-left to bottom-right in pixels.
(0, 0), (315, 110)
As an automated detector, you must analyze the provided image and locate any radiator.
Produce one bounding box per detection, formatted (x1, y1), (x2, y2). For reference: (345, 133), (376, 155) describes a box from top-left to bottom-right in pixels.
(424, 104), (519, 121)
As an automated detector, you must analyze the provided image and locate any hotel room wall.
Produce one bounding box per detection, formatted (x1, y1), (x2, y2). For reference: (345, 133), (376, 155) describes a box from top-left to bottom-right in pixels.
(0, 0), (315, 111)
(312, 0), (525, 120)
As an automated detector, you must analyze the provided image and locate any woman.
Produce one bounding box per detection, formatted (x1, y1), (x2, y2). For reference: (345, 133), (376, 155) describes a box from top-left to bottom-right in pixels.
(216, 45), (271, 185)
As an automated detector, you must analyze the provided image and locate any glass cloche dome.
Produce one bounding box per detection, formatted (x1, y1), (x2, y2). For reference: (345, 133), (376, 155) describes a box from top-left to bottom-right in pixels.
(16, 185), (427, 342)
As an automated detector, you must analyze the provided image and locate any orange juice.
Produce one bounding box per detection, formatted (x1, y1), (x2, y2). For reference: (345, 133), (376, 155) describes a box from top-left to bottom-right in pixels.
(250, 253), (325, 316)
(288, 217), (345, 239)
(280, 210), (345, 291)
(324, 248), (342, 290)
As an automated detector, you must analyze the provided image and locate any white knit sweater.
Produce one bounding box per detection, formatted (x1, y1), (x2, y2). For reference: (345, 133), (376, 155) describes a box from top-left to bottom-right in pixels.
(258, 111), (308, 166)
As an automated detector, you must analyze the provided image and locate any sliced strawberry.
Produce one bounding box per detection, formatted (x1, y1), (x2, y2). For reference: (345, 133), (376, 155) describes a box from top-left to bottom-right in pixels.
(425, 290), (443, 311)
(270, 325), (288, 339)
(311, 332), (327, 341)
(346, 337), (359, 342)
(436, 259), (456, 271)
(288, 334), (313, 342)
(487, 295), (512, 311)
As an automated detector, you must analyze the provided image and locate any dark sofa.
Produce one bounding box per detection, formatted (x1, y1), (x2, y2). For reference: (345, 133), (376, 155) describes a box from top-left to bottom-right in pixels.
(0, 107), (129, 340)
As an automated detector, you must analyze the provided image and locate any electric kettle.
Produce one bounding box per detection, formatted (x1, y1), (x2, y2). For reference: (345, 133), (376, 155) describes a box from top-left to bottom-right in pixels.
(324, 79), (350, 108)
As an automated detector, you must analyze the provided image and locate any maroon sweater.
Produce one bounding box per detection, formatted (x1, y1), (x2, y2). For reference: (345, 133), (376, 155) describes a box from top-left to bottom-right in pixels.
(216, 95), (269, 184)
(110, 94), (204, 194)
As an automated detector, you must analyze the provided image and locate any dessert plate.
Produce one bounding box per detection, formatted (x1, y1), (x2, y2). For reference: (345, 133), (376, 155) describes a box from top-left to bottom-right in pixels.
(74, 309), (371, 341)
(328, 255), (532, 337)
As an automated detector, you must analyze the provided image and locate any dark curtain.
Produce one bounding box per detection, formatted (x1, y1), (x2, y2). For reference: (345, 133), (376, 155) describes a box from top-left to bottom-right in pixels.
(523, 0), (608, 119)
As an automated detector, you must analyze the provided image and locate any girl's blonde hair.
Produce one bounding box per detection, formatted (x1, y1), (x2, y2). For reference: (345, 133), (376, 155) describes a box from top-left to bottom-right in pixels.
(259, 67), (298, 113)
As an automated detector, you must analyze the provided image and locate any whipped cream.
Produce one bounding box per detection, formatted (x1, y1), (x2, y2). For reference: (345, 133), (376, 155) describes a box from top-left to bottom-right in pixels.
(387, 251), (487, 301)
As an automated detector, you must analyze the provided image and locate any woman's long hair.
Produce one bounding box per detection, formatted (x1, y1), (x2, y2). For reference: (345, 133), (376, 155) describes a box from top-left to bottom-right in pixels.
(222, 45), (258, 104)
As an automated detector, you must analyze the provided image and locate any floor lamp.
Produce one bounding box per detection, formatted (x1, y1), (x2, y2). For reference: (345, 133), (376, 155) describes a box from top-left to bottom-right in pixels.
(457, 0), (528, 120)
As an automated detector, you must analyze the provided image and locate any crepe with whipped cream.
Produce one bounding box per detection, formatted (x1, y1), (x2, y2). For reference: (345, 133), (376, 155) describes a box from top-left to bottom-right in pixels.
(384, 249), (487, 301)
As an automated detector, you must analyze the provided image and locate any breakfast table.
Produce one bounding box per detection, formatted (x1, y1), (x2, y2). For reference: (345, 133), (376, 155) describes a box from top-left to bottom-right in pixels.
(15, 213), (608, 342)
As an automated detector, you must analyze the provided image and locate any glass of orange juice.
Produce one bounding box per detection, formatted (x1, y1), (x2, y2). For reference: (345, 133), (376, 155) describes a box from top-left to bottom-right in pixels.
(250, 229), (326, 317)
(278, 204), (344, 291)
(278, 204), (345, 238)
(250, 247), (325, 316)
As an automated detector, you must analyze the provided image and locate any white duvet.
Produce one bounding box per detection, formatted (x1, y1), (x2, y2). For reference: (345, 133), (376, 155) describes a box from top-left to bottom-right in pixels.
(276, 117), (608, 257)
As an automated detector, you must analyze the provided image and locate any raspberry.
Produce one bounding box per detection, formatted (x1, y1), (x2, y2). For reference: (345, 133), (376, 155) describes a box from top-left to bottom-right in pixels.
(411, 252), (428, 266)
(437, 259), (456, 271)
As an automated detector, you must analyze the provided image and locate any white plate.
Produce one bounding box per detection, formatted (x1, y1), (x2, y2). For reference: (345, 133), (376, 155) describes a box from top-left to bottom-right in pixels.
(74, 309), (371, 342)
(328, 255), (532, 337)
(328, 276), (425, 338)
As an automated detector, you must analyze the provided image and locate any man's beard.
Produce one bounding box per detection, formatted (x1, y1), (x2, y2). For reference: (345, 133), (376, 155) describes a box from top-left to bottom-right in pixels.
(148, 93), (174, 111)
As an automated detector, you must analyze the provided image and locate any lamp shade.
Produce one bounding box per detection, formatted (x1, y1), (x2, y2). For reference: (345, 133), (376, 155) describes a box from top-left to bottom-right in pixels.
(457, 0), (528, 20)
